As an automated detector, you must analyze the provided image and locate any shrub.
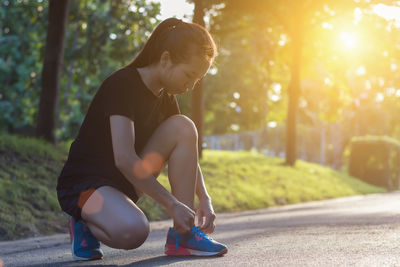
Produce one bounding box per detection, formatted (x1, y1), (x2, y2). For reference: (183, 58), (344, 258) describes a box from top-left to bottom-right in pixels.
(348, 136), (400, 190)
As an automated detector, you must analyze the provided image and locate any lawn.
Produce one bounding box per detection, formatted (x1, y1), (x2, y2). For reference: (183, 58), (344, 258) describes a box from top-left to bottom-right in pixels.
(0, 134), (385, 240)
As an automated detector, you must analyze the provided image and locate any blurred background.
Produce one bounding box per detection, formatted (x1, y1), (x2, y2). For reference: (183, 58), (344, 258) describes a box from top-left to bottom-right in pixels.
(3, 0), (400, 240)
(2, 0), (400, 170)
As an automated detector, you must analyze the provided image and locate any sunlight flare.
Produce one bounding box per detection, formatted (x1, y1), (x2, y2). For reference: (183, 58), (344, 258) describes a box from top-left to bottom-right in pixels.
(340, 32), (357, 49)
(373, 4), (400, 23)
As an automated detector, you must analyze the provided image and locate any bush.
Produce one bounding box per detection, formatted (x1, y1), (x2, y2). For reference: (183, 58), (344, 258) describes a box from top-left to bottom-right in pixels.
(348, 136), (400, 190)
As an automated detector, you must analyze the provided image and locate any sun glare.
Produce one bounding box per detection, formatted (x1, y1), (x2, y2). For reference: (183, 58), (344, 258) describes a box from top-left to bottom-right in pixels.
(150, 0), (194, 20)
(339, 32), (357, 49)
(373, 4), (400, 22)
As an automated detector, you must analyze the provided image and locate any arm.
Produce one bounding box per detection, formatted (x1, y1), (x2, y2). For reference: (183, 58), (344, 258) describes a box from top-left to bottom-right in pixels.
(196, 164), (210, 200)
(195, 164), (217, 234)
(110, 115), (195, 232)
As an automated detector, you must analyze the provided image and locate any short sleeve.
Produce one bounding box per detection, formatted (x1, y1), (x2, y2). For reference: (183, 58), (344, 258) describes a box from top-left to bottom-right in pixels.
(101, 78), (136, 121)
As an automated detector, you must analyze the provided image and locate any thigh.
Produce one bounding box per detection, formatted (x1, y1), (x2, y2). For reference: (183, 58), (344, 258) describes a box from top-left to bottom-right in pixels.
(57, 175), (139, 221)
(81, 186), (148, 238)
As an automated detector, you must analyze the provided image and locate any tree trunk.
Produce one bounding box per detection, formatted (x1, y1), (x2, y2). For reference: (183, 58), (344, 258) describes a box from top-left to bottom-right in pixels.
(36, 0), (69, 142)
(192, 0), (205, 158)
(285, 10), (303, 166)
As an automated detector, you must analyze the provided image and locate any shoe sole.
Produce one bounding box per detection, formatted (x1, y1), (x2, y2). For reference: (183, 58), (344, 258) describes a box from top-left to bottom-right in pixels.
(165, 244), (228, 256)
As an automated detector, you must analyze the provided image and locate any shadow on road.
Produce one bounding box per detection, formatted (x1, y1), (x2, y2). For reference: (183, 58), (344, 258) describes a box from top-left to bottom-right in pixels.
(27, 255), (225, 267)
(121, 255), (224, 266)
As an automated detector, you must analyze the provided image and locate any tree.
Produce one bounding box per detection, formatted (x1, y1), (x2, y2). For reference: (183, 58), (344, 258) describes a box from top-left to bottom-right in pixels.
(0, 1), (48, 134)
(36, 0), (70, 142)
(192, 0), (206, 157)
(57, 0), (160, 140)
(284, 1), (303, 166)
(207, 0), (361, 166)
(185, 0), (226, 157)
(205, 9), (283, 134)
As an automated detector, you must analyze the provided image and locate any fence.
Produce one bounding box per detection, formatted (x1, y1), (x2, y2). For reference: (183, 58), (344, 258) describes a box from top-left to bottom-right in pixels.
(203, 123), (345, 169)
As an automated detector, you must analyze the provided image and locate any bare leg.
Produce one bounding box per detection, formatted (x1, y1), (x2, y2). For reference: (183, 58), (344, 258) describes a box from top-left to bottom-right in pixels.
(81, 186), (149, 250)
(80, 115), (198, 249)
(138, 115), (199, 210)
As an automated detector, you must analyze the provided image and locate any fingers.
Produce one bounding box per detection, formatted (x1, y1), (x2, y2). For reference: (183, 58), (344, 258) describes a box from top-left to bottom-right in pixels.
(201, 213), (216, 234)
(174, 208), (195, 234)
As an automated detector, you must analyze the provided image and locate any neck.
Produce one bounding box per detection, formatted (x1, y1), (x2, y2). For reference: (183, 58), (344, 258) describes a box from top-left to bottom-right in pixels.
(137, 65), (164, 97)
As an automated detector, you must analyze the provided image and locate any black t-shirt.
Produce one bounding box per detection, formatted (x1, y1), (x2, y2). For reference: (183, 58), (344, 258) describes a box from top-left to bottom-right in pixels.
(58, 65), (180, 185)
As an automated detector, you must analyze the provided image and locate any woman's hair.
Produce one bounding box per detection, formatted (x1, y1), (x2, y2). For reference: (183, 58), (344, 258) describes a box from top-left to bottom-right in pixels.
(127, 18), (217, 68)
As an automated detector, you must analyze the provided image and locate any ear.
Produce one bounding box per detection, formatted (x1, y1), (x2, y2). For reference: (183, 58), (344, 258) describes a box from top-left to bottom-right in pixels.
(159, 51), (171, 68)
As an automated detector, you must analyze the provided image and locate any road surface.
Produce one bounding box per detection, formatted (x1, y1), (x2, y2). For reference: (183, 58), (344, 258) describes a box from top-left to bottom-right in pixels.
(1, 192), (400, 266)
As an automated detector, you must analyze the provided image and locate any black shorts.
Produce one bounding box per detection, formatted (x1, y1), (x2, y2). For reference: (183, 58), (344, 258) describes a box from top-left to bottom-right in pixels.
(57, 175), (139, 221)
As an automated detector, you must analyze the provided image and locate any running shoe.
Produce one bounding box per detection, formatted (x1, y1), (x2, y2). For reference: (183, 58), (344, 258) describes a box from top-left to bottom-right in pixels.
(165, 226), (228, 256)
(69, 217), (103, 261)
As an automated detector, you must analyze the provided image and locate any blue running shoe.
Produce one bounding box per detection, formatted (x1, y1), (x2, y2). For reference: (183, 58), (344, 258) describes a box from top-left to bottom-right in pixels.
(69, 218), (103, 261)
(165, 226), (228, 256)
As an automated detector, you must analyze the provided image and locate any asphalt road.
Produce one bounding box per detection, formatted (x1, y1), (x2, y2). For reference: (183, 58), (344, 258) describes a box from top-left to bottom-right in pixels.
(1, 192), (400, 266)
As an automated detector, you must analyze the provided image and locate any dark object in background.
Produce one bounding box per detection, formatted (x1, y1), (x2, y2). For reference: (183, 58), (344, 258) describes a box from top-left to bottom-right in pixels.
(349, 136), (400, 190)
(36, 0), (70, 142)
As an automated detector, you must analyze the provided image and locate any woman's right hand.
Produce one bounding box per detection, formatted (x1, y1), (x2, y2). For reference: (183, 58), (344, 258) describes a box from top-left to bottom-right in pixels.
(170, 201), (195, 234)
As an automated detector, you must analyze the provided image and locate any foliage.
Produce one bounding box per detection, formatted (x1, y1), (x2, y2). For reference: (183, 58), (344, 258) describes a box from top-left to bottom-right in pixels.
(0, 0), (161, 140)
(195, 0), (400, 166)
(201, 3), (289, 134)
(348, 135), (400, 189)
(0, 0), (48, 134)
(57, 0), (160, 140)
(2, 0), (400, 167)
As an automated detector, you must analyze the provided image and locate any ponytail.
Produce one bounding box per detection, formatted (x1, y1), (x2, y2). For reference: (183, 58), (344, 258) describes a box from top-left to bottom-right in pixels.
(127, 18), (216, 68)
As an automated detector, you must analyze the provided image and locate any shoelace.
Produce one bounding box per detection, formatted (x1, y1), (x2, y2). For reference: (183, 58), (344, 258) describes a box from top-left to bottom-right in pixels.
(174, 226), (210, 249)
(192, 226), (209, 240)
(175, 232), (179, 249)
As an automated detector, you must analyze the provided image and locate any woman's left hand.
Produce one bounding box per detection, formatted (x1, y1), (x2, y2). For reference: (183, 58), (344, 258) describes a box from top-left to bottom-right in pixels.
(196, 196), (216, 234)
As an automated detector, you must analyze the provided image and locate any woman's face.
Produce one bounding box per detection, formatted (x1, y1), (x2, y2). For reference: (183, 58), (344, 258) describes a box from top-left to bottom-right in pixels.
(161, 53), (211, 95)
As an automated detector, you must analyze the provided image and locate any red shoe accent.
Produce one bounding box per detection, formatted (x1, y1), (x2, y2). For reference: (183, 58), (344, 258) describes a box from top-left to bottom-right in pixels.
(195, 235), (202, 241)
(68, 219), (74, 243)
(81, 239), (87, 247)
(165, 244), (191, 255)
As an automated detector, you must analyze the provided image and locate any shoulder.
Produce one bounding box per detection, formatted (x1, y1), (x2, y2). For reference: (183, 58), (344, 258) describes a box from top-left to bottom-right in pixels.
(98, 66), (141, 97)
(103, 66), (138, 85)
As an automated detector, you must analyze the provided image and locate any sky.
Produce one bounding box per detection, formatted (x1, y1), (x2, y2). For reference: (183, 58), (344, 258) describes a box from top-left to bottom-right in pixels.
(150, 1), (400, 24)
(151, 0), (194, 21)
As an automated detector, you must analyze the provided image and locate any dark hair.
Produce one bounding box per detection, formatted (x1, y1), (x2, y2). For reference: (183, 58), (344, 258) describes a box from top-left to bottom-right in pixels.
(127, 18), (216, 68)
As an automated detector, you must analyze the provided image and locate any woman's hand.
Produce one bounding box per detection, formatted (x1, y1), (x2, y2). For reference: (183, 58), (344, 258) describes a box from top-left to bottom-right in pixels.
(170, 201), (195, 234)
(196, 196), (216, 234)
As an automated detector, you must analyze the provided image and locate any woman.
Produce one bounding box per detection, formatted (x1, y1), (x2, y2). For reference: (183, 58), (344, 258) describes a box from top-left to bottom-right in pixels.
(56, 17), (228, 261)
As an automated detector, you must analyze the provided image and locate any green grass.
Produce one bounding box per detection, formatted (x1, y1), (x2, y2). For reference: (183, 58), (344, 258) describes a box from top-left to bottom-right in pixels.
(0, 134), (69, 240)
(0, 135), (385, 240)
(146, 150), (385, 214)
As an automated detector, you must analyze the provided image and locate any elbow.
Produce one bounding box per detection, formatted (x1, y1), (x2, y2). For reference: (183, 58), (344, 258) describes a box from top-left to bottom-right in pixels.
(114, 153), (142, 178)
(115, 154), (155, 180)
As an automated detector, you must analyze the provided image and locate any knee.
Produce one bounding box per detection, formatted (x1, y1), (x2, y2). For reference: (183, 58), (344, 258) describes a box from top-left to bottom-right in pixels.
(111, 215), (150, 250)
(168, 115), (198, 141)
